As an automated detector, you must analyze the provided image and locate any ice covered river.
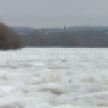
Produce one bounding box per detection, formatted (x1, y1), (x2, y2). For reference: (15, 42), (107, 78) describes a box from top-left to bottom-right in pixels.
(0, 48), (108, 108)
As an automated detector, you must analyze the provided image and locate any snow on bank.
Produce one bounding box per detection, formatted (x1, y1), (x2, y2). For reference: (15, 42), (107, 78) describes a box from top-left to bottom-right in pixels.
(0, 48), (108, 108)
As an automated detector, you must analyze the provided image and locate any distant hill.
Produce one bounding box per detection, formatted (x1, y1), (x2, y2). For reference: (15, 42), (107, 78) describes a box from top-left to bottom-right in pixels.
(12, 27), (36, 35)
(11, 26), (108, 47)
(12, 26), (108, 35)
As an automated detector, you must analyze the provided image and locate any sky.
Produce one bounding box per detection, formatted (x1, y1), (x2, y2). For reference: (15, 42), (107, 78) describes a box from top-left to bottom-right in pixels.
(0, 0), (108, 28)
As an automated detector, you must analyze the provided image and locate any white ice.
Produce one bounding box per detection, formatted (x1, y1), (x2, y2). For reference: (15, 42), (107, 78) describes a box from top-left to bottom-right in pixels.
(0, 48), (108, 108)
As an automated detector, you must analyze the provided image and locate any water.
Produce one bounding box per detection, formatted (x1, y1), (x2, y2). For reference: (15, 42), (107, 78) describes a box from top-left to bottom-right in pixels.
(0, 48), (108, 108)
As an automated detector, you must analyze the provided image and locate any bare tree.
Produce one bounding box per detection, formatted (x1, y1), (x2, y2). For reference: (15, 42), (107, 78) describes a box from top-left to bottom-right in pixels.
(0, 22), (22, 50)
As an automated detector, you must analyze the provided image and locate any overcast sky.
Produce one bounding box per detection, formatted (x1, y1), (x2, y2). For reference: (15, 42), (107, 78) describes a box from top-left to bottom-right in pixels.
(0, 0), (108, 28)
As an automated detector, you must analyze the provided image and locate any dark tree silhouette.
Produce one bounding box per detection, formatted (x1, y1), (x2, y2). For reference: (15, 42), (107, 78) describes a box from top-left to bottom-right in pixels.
(0, 22), (22, 50)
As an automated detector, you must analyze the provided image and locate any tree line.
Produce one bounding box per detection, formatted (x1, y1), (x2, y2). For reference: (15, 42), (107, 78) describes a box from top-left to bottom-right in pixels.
(21, 29), (108, 47)
(1, 22), (108, 49)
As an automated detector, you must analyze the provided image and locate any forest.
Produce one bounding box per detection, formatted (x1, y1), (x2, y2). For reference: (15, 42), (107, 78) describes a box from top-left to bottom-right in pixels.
(1, 23), (108, 49)
(20, 28), (108, 47)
